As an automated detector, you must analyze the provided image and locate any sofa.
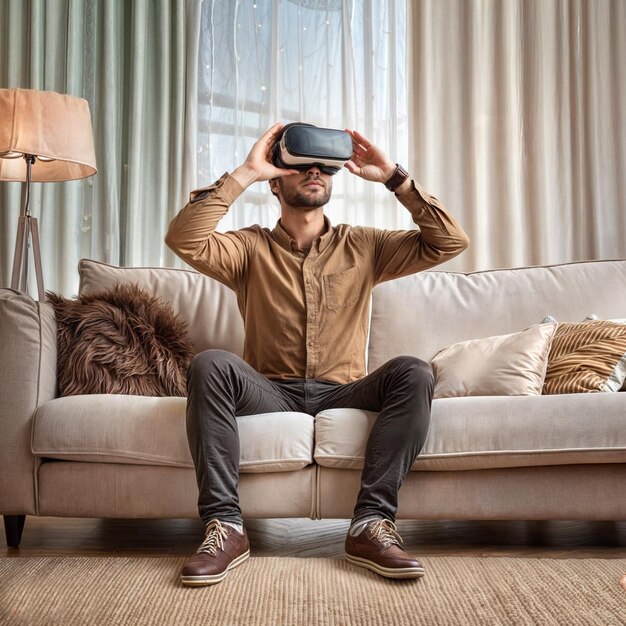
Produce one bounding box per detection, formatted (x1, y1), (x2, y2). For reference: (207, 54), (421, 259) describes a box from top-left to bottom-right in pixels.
(3, 257), (626, 548)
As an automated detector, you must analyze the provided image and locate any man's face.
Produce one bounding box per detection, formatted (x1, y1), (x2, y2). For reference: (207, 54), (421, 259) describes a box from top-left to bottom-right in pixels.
(272, 166), (333, 209)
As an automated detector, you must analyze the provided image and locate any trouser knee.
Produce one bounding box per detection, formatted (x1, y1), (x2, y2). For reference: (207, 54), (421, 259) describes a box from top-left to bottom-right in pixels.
(385, 355), (433, 442)
(187, 349), (241, 389)
(386, 355), (435, 392)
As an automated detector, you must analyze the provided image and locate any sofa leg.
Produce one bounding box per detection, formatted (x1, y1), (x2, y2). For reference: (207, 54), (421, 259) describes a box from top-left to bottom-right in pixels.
(3, 515), (26, 548)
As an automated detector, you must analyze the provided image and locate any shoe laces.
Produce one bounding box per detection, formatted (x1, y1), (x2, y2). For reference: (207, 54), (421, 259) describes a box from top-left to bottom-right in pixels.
(368, 519), (403, 549)
(197, 519), (229, 555)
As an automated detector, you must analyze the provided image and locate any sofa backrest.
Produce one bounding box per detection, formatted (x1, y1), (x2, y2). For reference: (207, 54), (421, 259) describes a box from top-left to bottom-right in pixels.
(79, 258), (626, 372)
(368, 258), (626, 371)
(78, 259), (244, 356)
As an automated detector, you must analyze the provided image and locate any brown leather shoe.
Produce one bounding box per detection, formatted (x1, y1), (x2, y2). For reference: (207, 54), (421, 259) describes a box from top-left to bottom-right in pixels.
(345, 519), (425, 579)
(180, 519), (250, 586)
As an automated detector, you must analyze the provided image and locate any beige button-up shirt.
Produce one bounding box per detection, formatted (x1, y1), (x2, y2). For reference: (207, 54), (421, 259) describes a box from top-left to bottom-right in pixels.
(165, 173), (469, 384)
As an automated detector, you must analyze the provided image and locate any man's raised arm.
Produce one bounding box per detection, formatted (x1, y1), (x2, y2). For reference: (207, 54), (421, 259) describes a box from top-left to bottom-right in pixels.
(164, 123), (297, 287)
(344, 129), (470, 283)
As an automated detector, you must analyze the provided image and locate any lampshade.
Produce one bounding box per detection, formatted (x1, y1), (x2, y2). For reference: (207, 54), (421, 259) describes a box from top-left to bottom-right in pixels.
(0, 88), (97, 182)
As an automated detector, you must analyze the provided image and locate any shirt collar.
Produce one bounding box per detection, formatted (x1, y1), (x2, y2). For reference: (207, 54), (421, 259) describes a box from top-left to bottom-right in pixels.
(272, 216), (335, 254)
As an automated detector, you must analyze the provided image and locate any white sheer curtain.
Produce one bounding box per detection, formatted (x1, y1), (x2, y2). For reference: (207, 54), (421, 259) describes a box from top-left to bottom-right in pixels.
(196, 0), (411, 233)
(409, 0), (626, 272)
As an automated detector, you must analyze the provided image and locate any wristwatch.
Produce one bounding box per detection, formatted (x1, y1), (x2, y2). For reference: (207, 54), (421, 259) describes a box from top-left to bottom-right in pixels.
(384, 163), (410, 192)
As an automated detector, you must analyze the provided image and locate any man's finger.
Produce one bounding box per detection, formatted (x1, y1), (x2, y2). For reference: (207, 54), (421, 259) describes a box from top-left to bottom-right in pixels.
(344, 160), (360, 175)
(350, 129), (371, 148)
(353, 143), (368, 158)
(260, 122), (284, 146)
(275, 168), (299, 177)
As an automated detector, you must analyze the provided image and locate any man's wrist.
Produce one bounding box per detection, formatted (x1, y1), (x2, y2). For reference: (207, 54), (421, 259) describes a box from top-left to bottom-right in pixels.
(230, 164), (260, 189)
(384, 163), (410, 192)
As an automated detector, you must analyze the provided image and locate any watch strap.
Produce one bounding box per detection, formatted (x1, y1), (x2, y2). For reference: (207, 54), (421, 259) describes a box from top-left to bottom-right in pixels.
(384, 163), (410, 192)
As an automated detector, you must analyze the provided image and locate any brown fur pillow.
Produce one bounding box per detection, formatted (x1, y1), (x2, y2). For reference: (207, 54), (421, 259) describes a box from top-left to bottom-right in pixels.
(47, 284), (193, 397)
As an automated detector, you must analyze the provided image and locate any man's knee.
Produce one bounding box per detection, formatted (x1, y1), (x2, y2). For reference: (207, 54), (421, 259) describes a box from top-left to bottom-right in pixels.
(387, 355), (434, 390)
(388, 356), (433, 443)
(188, 349), (241, 386)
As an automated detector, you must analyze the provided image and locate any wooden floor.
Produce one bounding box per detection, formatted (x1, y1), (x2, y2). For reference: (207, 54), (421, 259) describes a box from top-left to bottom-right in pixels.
(3, 517), (626, 559)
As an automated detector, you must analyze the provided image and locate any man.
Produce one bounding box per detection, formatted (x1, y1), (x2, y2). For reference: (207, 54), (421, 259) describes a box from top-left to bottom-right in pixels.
(165, 122), (469, 586)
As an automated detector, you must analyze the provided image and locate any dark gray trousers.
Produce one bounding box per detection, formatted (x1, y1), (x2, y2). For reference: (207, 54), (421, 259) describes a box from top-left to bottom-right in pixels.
(186, 349), (434, 526)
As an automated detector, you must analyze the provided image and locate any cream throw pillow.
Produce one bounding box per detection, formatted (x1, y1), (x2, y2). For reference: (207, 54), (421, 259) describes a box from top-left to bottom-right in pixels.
(432, 323), (557, 399)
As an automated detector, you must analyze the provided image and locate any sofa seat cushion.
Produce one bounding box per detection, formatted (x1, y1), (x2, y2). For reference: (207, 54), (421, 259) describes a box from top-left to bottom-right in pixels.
(314, 393), (626, 471)
(32, 395), (314, 473)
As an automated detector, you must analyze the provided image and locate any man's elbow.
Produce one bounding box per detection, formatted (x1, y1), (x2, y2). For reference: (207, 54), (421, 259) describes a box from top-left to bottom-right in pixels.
(457, 231), (470, 253)
(164, 228), (176, 252)
(443, 231), (470, 260)
(164, 228), (188, 261)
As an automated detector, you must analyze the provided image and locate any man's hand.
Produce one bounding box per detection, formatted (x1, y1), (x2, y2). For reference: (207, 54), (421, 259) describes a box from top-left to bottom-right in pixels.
(344, 130), (397, 183)
(231, 123), (299, 189)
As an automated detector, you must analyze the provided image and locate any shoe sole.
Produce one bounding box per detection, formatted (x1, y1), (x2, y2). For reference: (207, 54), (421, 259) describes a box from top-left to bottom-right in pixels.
(180, 549), (251, 587)
(345, 553), (426, 579)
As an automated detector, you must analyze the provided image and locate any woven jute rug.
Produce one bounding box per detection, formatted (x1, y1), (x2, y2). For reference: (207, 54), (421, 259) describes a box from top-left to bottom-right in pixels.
(1, 555), (625, 625)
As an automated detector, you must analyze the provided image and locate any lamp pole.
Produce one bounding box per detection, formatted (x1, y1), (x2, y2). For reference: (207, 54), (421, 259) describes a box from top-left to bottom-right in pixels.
(10, 154), (44, 301)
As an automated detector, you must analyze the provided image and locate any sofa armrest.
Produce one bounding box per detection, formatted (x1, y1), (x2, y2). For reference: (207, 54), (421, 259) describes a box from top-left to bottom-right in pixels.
(0, 289), (57, 515)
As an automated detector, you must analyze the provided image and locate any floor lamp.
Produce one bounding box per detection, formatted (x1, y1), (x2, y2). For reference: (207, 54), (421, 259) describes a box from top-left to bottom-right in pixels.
(0, 88), (97, 302)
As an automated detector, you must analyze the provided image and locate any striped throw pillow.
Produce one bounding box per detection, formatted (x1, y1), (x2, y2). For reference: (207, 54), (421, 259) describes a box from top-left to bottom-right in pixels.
(543, 321), (626, 394)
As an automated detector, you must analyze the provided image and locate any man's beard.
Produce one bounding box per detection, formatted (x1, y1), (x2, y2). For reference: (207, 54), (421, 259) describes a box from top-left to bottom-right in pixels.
(278, 177), (332, 209)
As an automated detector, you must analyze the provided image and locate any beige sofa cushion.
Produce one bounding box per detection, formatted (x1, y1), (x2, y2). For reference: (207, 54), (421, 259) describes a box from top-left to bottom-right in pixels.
(32, 395), (314, 473)
(78, 259), (244, 356)
(432, 323), (556, 398)
(314, 392), (626, 471)
(369, 259), (626, 370)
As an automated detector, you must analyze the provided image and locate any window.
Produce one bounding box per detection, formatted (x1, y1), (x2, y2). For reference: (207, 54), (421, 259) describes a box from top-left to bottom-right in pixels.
(197, 0), (410, 231)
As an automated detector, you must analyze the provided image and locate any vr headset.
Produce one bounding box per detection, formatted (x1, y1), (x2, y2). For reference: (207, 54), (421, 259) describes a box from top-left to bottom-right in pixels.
(272, 123), (353, 175)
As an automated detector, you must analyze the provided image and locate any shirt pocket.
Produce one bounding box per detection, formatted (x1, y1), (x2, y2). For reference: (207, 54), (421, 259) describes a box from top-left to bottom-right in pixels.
(323, 266), (360, 311)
